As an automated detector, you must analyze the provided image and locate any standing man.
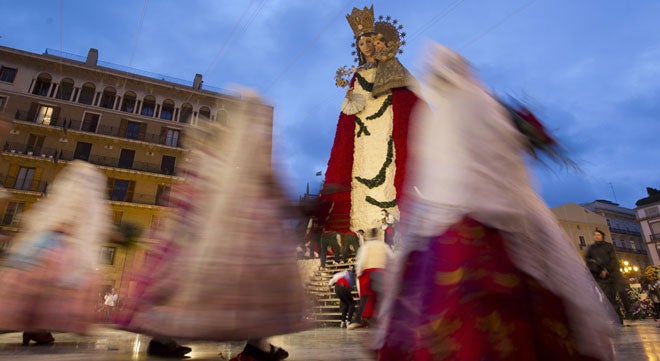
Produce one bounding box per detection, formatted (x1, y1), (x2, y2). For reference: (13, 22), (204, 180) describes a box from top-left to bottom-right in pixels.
(328, 267), (357, 328)
(585, 229), (631, 324)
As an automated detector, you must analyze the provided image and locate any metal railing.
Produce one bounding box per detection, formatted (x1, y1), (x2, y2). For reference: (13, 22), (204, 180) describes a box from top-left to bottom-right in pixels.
(13, 109), (183, 148)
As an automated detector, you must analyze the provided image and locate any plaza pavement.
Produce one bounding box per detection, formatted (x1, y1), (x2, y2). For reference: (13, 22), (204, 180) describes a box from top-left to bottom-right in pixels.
(0, 320), (659, 360)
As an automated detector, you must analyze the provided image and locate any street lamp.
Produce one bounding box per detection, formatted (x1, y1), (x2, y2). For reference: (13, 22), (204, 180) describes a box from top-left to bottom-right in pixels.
(620, 259), (640, 282)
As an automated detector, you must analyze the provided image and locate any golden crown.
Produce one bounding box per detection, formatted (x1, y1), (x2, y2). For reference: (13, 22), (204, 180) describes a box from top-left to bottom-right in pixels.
(346, 5), (375, 38)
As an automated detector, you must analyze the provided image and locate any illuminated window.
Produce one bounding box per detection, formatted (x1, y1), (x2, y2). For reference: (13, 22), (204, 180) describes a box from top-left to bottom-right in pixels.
(36, 105), (54, 125)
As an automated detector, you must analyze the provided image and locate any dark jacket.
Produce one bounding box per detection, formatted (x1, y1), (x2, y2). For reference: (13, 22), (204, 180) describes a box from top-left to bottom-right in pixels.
(585, 240), (621, 283)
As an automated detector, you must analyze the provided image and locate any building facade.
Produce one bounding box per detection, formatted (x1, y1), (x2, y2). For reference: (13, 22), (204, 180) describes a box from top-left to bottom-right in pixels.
(0, 45), (273, 291)
(551, 202), (610, 256)
(581, 200), (650, 270)
(551, 201), (651, 284)
(635, 188), (660, 266)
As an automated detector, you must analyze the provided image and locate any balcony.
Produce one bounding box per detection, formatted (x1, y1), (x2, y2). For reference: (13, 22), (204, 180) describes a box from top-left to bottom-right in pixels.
(3, 142), (58, 160)
(13, 109), (183, 148)
(2, 146), (177, 178)
(2, 175), (48, 193)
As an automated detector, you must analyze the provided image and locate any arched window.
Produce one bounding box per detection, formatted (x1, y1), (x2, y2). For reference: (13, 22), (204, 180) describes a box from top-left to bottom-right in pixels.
(179, 103), (193, 123)
(141, 95), (156, 117)
(55, 78), (74, 101)
(121, 91), (137, 113)
(199, 106), (211, 121)
(160, 99), (174, 121)
(100, 87), (117, 109)
(78, 82), (96, 105)
(32, 73), (52, 96)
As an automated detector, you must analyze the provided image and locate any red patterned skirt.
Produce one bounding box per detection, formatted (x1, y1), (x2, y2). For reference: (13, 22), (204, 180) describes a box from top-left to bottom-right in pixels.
(378, 217), (602, 361)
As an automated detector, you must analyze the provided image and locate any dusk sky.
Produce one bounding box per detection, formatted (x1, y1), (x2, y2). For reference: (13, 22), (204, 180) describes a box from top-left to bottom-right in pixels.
(1, 0), (658, 209)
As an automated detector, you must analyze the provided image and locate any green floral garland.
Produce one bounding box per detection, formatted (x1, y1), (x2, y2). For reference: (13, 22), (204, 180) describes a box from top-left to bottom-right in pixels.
(365, 196), (396, 208)
(355, 73), (374, 92)
(366, 95), (392, 120)
(355, 116), (371, 137)
(355, 137), (394, 188)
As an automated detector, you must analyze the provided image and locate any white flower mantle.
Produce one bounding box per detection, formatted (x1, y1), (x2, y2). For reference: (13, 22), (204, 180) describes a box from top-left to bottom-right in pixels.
(348, 67), (400, 232)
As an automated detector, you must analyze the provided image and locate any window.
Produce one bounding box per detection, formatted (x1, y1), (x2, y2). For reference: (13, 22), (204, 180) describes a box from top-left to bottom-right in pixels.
(100, 87), (117, 109)
(99, 246), (116, 265)
(0, 66), (17, 83)
(26, 134), (45, 155)
(121, 92), (136, 113)
(55, 78), (74, 101)
(73, 141), (92, 161)
(165, 129), (180, 147)
(109, 179), (135, 202)
(161, 155), (176, 175)
(630, 241), (636, 250)
(118, 149), (135, 169)
(578, 236), (586, 250)
(32, 74), (52, 96)
(156, 184), (171, 206)
(2, 202), (25, 226)
(78, 83), (96, 105)
(160, 99), (174, 121)
(81, 112), (100, 132)
(179, 104), (193, 123)
(36, 105), (54, 125)
(199, 106), (211, 120)
(0, 96), (7, 110)
(125, 121), (141, 140)
(14, 167), (35, 190)
(141, 96), (156, 117)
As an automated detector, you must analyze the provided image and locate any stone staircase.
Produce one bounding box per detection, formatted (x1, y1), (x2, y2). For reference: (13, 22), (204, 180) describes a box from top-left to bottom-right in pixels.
(305, 256), (359, 327)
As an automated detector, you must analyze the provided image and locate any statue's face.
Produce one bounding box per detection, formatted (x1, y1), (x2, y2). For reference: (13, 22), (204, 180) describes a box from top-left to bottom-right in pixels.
(358, 35), (375, 58)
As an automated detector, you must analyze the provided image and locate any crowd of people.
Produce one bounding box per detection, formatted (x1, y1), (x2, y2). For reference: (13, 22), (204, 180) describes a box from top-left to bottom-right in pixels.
(0, 4), (648, 361)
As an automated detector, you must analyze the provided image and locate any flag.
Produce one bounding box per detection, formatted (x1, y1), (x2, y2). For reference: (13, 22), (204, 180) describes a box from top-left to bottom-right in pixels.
(315, 171), (322, 176)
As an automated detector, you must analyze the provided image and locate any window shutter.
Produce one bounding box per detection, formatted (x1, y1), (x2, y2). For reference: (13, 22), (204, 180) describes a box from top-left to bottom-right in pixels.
(138, 123), (146, 141)
(160, 127), (168, 144)
(51, 106), (61, 125)
(119, 119), (128, 137)
(106, 177), (115, 199)
(30, 167), (43, 192)
(27, 102), (38, 122)
(4, 164), (18, 187)
(126, 180), (136, 202)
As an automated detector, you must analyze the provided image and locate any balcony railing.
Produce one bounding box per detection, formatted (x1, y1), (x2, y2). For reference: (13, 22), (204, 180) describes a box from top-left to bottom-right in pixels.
(3, 142), (58, 159)
(2, 147), (176, 177)
(13, 109), (183, 148)
(609, 226), (642, 237)
(614, 246), (648, 255)
(1, 176), (167, 208)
